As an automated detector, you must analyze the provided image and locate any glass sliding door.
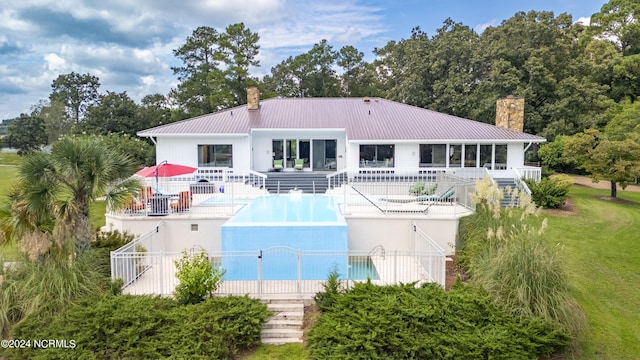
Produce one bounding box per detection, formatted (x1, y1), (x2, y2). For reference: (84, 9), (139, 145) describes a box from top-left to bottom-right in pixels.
(286, 139), (297, 168)
(313, 140), (337, 170)
(299, 140), (310, 169)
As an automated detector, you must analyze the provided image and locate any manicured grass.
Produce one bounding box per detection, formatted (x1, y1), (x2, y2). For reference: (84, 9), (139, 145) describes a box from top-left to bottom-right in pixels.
(0, 152), (22, 166)
(545, 186), (640, 359)
(0, 161), (19, 260)
(89, 200), (107, 232)
(240, 344), (309, 360)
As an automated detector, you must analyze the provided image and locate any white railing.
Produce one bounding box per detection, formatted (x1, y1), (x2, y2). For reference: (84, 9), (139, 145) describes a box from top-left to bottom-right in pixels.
(328, 170), (475, 216)
(110, 223), (163, 288)
(411, 221), (446, 286)
(111, 249), (445, 297)
(512, 167), (532, 196)
(515, 166), (541, 182)
(109, 169), (268, 217)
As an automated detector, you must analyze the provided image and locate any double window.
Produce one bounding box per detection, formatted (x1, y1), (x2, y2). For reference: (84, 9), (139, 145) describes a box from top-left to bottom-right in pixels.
(198, 144), (233, 167)
(359, 144), (395, 168)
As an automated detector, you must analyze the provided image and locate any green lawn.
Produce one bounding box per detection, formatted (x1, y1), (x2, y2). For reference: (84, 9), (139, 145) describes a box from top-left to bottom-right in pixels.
(545, 186), (640, 359)
(0, 157), (19, 261)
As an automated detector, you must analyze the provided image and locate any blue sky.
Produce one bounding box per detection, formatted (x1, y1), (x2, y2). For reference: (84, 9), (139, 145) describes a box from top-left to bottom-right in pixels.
(0, 0), (608, 120)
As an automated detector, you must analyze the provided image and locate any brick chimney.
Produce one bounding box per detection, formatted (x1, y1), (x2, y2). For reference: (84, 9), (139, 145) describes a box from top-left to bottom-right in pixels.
(496, 95), (524, 132)
(247, 86), (259, 110)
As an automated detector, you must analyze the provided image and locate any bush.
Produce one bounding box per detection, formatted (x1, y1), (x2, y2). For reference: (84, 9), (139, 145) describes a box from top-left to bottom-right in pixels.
(91, 229), (135, 252)
(308, 282), (569, 359)
(0, 250), (111, 337)
(457, 178), (582, 337)
(525, 176), (571, 209)
(314, 267), (343, 312)
(4, 294), (270, 359)
(174, 250), (225, 305)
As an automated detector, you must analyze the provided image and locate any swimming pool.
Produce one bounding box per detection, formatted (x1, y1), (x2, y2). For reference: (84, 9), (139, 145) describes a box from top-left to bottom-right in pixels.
(213, 256), (379, 281)
(221, 194), (349, 280)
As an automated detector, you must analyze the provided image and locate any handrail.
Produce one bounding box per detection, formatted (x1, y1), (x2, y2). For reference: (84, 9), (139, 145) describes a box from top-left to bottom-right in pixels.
(350, 185), (386, 214)
(512, 168), (531, 196)
(368, 245), (385, 259)
(112, 221), (164, 254)
(326, 168), (349, 189)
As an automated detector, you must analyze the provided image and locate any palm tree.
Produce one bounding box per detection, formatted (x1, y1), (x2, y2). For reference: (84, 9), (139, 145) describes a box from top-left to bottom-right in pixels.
(11, 136), (141, 258)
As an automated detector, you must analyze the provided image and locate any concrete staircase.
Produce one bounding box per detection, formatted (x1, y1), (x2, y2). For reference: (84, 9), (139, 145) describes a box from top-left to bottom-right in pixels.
(495, 178), (519, 207)
(261, 299), (305, 345)
(265, 173), (329, 194)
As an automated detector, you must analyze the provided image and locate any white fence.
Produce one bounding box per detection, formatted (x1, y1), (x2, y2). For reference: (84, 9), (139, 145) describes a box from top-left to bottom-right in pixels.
(328, 169), (476, 216)
(109, 168), (268, 217)
(111, 248), (446, 298)
(411, 221), (446, 286)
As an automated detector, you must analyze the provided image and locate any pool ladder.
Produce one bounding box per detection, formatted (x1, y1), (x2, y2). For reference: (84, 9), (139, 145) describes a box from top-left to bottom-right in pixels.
(368, 245), (385, 260)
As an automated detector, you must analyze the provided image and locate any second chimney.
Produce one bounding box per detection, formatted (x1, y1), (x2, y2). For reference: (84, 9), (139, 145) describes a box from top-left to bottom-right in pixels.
(247, 86), (260, 110)
(496, 95), (524, 132)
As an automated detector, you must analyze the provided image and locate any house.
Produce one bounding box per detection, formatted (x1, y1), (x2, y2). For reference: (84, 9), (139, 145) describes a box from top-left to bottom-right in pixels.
(138, 88), (544, 177)
(106, 89), (545, 298)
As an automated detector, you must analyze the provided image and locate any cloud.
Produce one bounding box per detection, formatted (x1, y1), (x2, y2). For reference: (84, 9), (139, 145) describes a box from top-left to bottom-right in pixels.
(474, 19), (500, 34)
(575, 16), (590, 26)
(0, 0), (387, 120)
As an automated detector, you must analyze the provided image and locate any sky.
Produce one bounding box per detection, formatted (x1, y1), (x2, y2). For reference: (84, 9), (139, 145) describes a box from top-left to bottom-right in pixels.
(0, 0), (609, 120)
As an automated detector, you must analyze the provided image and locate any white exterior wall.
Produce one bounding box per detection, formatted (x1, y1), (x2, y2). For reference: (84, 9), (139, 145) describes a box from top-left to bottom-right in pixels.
(345, 217), (457, 255)
(106, 215), (459, 256)
(506, 142), (525, 169)
(104, 215), (227, 254)
(155, 136), (251, 169)
(250, 130), (347, 172)
(394, 143), (419, 168)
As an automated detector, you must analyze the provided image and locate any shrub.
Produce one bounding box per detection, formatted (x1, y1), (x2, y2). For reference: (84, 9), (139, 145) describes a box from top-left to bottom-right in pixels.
(174, 250), (225, 305)
(458, 178), (582, 336)
(91, 229), (135, 252)
(4, 294), (270, 359)
(0, 249), (111, 337)
(308, 282), (569, 359)
(525, 176), (571, 209)
(314, 266), (343, 312)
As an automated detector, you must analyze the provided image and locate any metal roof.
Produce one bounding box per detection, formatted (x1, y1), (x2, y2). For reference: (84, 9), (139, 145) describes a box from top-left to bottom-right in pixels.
(138, 97), (546, 142)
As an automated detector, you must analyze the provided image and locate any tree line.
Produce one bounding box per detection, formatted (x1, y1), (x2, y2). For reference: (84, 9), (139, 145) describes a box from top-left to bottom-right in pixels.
(2, 1), (640, 191)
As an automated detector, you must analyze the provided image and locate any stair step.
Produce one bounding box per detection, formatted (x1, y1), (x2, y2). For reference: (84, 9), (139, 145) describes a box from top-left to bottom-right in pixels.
(267, 303), (304, 312)
(261, 328), (304, 339)
(262, 319), (304, 329)
(261, 337), (304, 345)
(269, 311), (304, 321)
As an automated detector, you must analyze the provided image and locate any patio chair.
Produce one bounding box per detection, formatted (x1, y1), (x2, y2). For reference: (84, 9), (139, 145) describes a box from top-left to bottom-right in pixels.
(124, 194), (145, 213)
(273, 159), (283, 171)
(170, 191), (191, 213)
(417, 186), (455, 203)
(294, 158), (304, 171)
(140, 186), (153, 204)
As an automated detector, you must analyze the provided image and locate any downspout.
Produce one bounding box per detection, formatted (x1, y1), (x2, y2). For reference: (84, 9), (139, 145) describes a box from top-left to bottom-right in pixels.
(523, 141), (532, 153)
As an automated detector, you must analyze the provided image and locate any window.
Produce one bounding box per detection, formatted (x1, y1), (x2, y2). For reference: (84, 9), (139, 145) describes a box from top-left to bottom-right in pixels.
(495, 145), (508, 169)
(419, 144), (446, 167)
(449, 145), (462, 168)
(464, 144), (477, 167)
(198, 145), (233, 167)
(359, 144), (394, 167)
(480, 145), (492, 168)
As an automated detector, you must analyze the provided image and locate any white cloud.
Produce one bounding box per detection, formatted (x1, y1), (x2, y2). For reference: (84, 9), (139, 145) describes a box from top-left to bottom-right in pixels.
(575, 16), (590, 26)
(44, 53), (67, 72)
(474, 19), (500, 34)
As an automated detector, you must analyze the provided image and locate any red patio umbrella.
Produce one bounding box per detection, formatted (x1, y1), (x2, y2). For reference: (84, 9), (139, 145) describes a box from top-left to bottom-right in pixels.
(135, 162), (197, 178)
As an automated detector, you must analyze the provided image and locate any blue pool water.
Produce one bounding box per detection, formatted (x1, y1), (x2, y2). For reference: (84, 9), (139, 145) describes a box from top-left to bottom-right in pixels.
(221, 195), (348, 280)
